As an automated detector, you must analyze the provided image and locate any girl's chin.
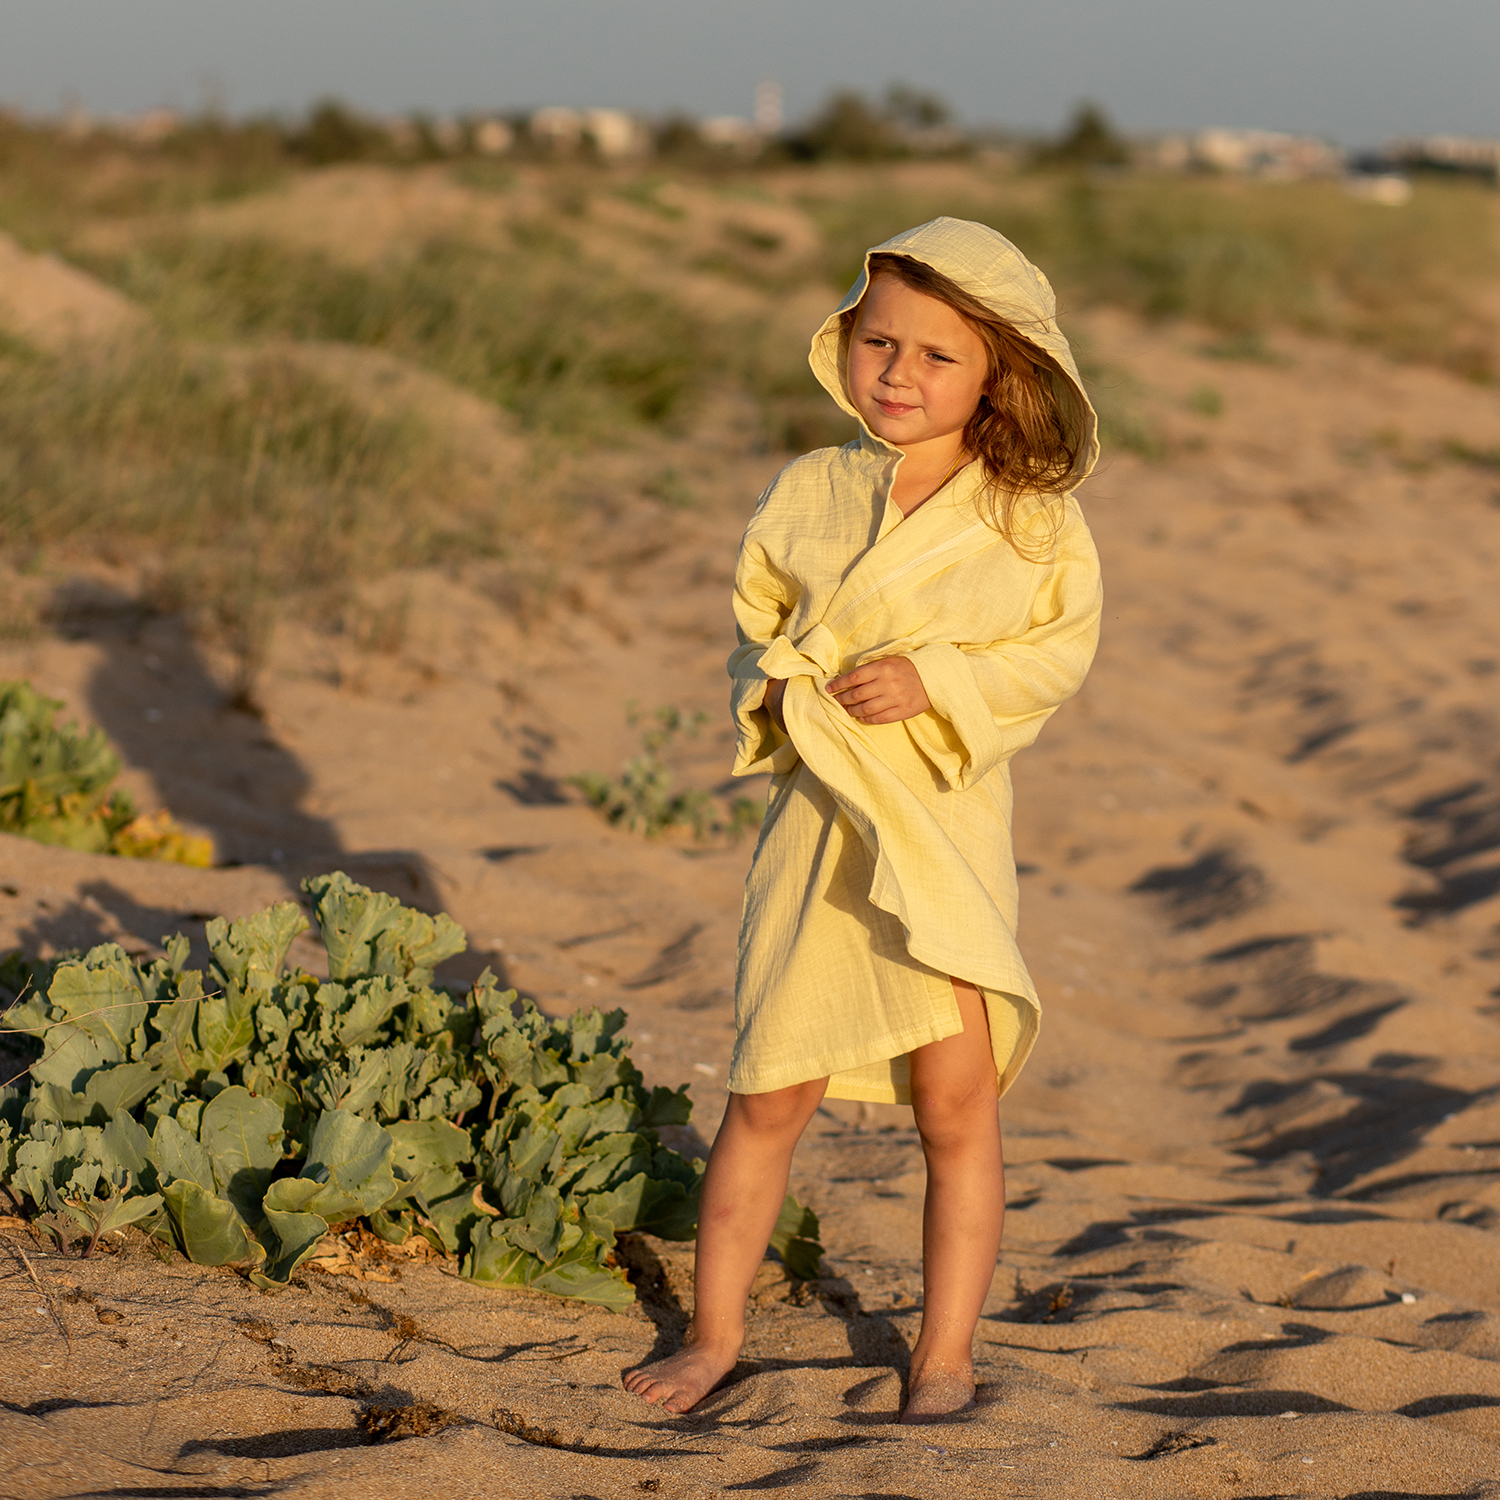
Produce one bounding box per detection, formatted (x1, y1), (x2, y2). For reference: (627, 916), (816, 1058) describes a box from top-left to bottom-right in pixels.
(861, 410), (930, 442)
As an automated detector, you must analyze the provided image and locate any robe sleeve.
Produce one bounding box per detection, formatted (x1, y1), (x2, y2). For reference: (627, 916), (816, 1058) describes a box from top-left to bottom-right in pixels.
(727, 536), (803, 777)
(905, 503), (1102, 790)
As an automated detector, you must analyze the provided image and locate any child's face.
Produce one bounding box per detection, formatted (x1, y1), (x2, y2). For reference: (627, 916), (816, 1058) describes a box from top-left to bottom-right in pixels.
(847, 274), (989, 453)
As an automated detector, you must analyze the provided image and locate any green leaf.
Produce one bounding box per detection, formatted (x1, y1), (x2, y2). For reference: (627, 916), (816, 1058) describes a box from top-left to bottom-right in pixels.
(97, 1111), (154, 1182)
(387, 1117), (472, 1196)
(505, 1184), (565, 1260)
(565, 1133), (649, 1197)
(191, 986), (258, 1075)
(12, 1133), (62, 1210)
(368, 1207), (412, 1244)
(585, 1168), (700, 1241)
(26, 1084), (91, 1125)
(149, 1113), (216, 1192)
(463, 1219), (633, 1310)
(199, 1086), (284, 1225)
(144, 973), (210, 1081)
(506, 1114), (562, 1183)
(419, 1183), (481, 1255)
(254, 1205), (329, 1288)
(46, 946), (146, 1059)
(26, 949), (153, 1093)
(279, 1108), (398, 1220)
(91, 1189), (164, 1236)
(641, 1084), (693, 1127)
(302, 1046), (397, 1117)
(27, 1027), (110, 1093)
(530, 1239), (635, 1309)
(769, 1194), (823, 1280)
(161, 1179), (266, 1269)
(206, 902), (308, 993)
(331, 976), (407, 1050)
(83, 1062), (164, 1120)
(304, 872), (466, 986)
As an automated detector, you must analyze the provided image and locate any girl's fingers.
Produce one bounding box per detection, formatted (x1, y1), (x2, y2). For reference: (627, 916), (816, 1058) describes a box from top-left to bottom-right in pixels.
(826, 666), (877, 694)
(845, 696), (912, 721)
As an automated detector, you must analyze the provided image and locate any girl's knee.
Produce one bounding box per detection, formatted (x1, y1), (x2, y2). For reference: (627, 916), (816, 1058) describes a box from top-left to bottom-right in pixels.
(727, 1079), (825, 1135)
(911, 1073), (999, 1144)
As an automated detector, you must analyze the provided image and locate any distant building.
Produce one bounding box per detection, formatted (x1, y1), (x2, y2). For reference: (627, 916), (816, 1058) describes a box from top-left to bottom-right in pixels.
(1150, 128), (1344, 179)
(472, 118), (514, 155)
(529, 106), (645, 158)
(754, 80), (784, 137)
(583, 108), (647, 159)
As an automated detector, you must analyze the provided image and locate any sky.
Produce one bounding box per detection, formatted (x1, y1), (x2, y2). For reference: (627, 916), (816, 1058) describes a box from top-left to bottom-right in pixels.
(2, 0), (1496, 148)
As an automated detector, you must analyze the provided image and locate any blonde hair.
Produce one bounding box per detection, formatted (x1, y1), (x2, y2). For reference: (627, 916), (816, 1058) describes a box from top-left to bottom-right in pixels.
(843, 252), (1080, 551)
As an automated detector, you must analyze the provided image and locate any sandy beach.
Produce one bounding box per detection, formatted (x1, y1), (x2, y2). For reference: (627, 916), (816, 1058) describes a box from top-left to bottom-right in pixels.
(2, 160), (1500, 1498)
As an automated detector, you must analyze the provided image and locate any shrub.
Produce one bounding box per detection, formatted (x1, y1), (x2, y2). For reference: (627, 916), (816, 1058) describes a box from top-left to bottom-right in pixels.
(573, 706), (763, 841)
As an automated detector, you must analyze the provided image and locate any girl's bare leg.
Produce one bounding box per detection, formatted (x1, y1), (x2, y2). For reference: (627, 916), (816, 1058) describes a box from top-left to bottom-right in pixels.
(623, 1076), (828, 1413)
(902, 978), (1004, 1422)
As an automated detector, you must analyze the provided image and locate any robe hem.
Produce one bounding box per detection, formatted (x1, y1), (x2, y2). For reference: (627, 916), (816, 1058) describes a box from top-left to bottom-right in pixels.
(902, 937), (1040, 1009)
(728, 1015), (961, 1097)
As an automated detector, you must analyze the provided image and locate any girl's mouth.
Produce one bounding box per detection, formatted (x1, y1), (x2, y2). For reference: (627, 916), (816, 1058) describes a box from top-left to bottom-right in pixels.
(876, 400), (918, 416)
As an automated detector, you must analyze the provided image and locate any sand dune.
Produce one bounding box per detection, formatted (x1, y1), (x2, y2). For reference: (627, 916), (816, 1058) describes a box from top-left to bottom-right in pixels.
(4, 275), (1500, 1496)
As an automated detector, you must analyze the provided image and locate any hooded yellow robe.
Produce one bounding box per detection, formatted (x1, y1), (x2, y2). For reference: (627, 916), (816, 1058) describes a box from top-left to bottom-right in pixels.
(725, 217), (1102, 1106)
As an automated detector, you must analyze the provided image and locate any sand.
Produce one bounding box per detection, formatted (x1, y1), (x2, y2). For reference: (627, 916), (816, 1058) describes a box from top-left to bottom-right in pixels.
(4, 187), (1500, 1499)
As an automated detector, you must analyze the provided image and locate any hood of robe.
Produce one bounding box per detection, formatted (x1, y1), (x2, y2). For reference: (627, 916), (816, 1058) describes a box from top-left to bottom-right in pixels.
(809, 216), (1099, 492)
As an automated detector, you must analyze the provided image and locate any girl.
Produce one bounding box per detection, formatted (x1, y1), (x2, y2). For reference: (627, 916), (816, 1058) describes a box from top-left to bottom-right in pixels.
(624, 217), (1101, 1421)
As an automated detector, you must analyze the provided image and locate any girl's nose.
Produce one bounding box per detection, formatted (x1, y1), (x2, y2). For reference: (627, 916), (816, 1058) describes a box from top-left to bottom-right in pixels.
(881, 354), (914, 387)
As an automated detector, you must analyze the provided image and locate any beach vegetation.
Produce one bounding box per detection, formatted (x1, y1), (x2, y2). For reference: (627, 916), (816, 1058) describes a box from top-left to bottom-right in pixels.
(0, 679), (210, 864)
(0, 873), (823, 1301)
(574, 705), (763, 841)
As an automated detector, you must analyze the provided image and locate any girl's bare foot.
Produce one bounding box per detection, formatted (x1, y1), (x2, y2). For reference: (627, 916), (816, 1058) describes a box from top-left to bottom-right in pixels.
(900, 1363), (976, 1424)
(622, 1340), (740, 1414)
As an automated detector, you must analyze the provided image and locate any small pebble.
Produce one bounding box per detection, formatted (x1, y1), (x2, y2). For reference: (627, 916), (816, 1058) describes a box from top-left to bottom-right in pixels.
(1401, 1292), (1418, 1305)
(96, 1308), (124, 1325)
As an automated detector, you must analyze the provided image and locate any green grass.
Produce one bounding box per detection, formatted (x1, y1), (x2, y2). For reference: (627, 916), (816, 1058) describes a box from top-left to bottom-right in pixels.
(0, 115), (289, 248)
(0, 336), (462, 695)
(798, 172), (1498, 380)
(85, 226), (713, 436)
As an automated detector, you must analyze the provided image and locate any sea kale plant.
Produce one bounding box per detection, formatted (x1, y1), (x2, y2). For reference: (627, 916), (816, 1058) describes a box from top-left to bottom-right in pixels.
(0, 680), (211, 865)
(0, 873), (822, 1308)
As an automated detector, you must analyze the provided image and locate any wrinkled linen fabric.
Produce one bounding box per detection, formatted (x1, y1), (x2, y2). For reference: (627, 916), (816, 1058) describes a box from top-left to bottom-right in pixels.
(726, 217), (1103, 1105)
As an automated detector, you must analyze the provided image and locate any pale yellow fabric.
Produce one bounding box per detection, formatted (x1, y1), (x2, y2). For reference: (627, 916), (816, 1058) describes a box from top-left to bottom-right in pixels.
(726, 217), (1103, 1105)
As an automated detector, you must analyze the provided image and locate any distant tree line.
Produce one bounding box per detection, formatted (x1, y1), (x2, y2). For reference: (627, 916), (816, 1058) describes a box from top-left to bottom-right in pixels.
(2, 92), (1137, 171)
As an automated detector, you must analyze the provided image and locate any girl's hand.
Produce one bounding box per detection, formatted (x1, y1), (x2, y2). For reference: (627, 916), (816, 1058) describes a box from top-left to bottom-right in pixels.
(826, 657), (931, 725)
(765, 677), (788, 732)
